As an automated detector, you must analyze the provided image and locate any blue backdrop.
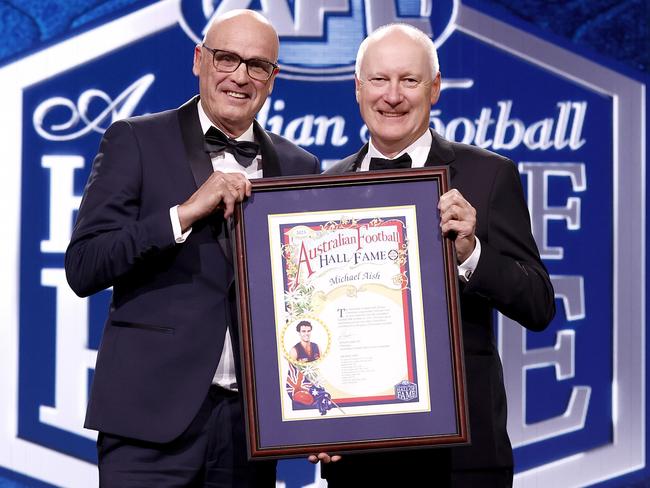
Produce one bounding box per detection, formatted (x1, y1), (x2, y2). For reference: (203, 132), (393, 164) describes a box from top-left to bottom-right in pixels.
(0, 1), (648, 487)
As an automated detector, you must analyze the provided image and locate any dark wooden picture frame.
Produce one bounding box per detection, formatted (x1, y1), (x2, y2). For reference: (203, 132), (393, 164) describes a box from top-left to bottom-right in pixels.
(234, 169), (468, 459)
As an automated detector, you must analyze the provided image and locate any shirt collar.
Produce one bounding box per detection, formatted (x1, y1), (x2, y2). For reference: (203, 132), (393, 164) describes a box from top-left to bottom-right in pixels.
(364, 129), (432, 169)
(197, 99), (255, 142)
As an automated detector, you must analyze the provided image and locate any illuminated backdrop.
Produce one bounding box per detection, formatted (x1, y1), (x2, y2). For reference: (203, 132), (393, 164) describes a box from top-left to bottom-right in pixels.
(0, 1), (647, 487)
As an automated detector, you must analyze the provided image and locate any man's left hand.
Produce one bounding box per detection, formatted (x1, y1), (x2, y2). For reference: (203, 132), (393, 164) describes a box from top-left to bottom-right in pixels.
(308, 453), (342, 464)
(438, 188), (477, 263)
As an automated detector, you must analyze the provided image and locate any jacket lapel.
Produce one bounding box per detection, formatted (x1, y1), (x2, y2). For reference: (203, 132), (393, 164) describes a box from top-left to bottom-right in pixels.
(424, 129), (456, 180)
(178, 96), (233, 264)
(253, 120), (282, 177)
(178, 96), (213, 189)
(350, 144), (369, 171)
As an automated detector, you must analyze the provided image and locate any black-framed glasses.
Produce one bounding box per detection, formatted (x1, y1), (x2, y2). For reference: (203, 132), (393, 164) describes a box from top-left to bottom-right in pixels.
(202, 45), (278, 82)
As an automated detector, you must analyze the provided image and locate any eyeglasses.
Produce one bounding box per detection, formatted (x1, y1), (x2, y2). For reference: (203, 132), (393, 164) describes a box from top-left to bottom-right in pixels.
(202, 45), (278, 82)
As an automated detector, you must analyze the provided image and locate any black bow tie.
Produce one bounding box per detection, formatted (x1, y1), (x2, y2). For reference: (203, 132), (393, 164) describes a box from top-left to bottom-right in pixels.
(204, 126), (259, 167)
(369, 153), (412, 170)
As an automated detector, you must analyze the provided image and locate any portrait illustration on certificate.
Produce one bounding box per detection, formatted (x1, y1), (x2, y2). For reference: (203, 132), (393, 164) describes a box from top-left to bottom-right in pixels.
(268, 206), (432, 421)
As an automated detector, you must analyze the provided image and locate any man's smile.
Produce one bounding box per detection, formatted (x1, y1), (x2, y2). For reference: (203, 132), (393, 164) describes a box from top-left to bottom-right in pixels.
(225, 90), (249, 99)
(378, 110), (406, 118)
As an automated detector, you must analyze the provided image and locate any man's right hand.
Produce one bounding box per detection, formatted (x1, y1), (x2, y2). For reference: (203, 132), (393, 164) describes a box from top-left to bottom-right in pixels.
(177, 171), (251, 230)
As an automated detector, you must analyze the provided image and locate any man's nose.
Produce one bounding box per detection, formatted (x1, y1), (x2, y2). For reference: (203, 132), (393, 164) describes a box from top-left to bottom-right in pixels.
(231, 62), (249, 83)
(383, 81), (403, 105)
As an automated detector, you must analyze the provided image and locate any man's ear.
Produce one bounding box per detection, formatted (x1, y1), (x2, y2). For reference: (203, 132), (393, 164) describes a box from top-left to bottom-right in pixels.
(267, 68), (279, 95)
(354, 75), (361, 104)
(192, 44), (202, 77)
(430, 71), (441, 105)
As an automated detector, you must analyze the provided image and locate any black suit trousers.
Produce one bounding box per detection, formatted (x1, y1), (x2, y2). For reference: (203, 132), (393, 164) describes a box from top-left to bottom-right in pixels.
(98, 386), (276, 487)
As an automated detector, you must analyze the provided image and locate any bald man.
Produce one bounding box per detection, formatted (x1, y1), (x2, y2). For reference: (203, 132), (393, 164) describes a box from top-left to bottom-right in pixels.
(318, 24), (554, 488)
(66, 10), (319, 486)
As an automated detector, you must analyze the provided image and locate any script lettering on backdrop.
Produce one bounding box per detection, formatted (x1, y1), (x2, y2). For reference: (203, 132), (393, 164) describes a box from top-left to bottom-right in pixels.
(257, 96), (587, 154)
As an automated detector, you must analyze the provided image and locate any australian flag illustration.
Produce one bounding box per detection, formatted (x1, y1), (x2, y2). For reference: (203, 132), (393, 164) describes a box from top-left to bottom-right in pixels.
(286, 364), (333, 415)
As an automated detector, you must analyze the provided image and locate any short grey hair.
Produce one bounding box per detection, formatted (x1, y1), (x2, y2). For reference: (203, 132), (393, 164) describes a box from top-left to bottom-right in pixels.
(355, 23), (440, 79)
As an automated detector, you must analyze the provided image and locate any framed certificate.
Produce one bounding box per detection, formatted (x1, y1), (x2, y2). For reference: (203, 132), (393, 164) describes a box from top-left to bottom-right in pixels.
(233, 169), (468, 459)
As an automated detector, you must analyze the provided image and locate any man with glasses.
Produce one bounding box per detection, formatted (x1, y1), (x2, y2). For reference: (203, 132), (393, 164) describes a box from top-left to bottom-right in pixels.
(65, 9), (318, 487)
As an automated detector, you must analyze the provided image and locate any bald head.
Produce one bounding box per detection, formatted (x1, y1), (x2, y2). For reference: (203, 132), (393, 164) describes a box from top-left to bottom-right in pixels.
(203, 9), (279, 61)
(356, 24), (439, 79)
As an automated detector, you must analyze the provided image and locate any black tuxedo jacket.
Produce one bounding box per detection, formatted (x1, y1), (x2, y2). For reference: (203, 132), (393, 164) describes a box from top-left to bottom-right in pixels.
(65, 97), (319, 443)
(326, 130), (555, 470)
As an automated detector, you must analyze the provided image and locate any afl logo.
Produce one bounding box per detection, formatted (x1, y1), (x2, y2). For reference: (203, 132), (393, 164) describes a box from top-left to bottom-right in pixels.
(179, 0), (457, 81)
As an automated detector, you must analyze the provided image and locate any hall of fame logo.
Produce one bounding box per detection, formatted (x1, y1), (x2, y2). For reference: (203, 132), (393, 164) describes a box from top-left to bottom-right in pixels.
(0, 1), (644, 487)
(395, 380), (418, 402)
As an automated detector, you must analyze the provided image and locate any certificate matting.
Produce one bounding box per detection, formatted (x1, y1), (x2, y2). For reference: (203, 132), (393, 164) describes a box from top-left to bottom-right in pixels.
(234, 169), (467, 459)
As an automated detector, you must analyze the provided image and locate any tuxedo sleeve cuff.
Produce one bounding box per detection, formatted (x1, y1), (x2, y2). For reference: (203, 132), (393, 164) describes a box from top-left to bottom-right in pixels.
(170, 205), (192, 243)
(458, 237), (481, 282)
